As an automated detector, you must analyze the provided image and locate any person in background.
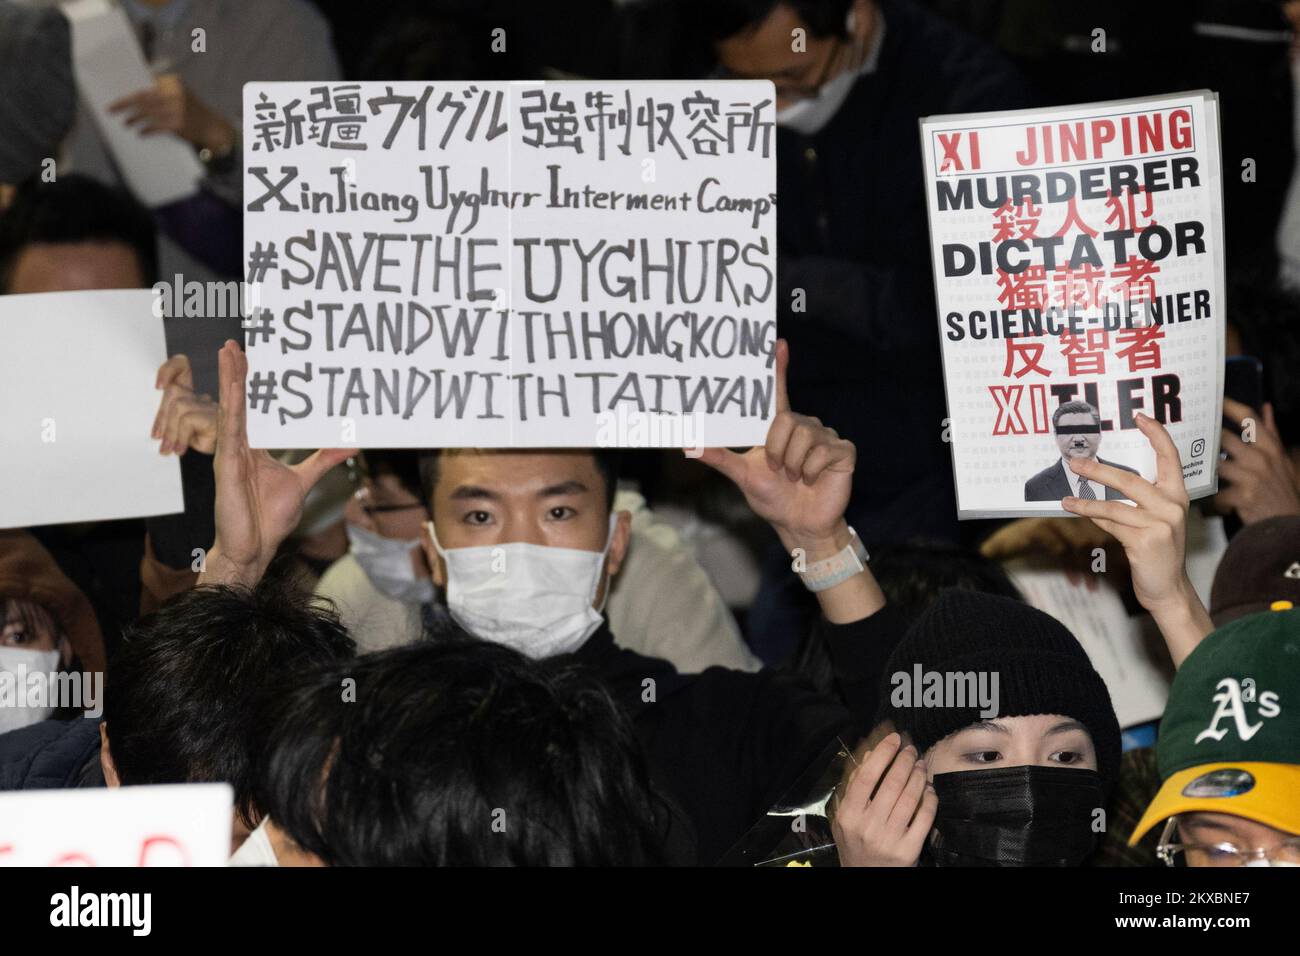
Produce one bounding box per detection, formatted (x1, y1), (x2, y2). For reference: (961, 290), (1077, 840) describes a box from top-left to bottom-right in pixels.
(1127, 605), (1300, 867)
(1096, 514), (1300, 865)
(101, 579), (355, 856)
(0, 532), (107, 738)
(241, 634), (675, 866)
(45, 0), (342, 395)
(691, 0), (1030, 663)
(0, 2), (75, 208)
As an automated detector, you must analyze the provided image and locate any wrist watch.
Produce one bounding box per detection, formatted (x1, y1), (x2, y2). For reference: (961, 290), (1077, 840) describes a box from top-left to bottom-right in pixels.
(796, 526), (869, 592)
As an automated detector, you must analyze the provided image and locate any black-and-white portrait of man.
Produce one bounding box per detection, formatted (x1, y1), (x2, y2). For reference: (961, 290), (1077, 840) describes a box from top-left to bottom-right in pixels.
(1024, 401), (1138, 502)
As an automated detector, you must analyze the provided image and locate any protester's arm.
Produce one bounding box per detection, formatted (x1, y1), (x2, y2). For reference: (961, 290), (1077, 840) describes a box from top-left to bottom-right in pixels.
(1216, 398), (1300, 524)
(697, 339), (886, 625)
(199, 341), (353, 588)
(1061, 413), (1214, 666)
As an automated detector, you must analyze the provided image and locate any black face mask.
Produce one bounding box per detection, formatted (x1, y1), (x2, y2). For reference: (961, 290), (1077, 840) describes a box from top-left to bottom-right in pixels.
(927, 765), (1105, 867)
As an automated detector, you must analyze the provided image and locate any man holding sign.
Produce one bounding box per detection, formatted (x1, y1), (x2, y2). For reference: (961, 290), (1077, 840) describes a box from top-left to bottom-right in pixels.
(202, 337), (894, 864)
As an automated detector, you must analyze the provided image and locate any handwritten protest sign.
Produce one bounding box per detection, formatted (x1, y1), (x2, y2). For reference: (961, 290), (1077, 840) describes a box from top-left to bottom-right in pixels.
(242, 81), (777, 449)
(920, 92), (1225, 518)
(0, 290), (183, 528)
(0, 782), (233, 867)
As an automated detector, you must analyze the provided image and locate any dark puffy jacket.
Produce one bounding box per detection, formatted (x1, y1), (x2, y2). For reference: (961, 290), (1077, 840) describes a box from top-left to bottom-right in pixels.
(0, 717), (103, 790)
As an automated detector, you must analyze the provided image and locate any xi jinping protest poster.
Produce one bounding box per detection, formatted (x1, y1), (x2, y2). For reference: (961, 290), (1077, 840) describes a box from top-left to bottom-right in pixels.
(920, 92), (1226, 518)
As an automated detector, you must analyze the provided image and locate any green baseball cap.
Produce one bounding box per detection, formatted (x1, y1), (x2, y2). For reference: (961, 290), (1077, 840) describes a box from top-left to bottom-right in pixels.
(1130, 606), (1300, 844)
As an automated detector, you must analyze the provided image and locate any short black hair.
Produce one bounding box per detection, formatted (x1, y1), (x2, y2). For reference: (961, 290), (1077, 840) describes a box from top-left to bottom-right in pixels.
(0, 173), (158, 291)
(360, 449), (424, 501)
(688, 0), (854, 43)
(418, 447), (620, 510)
(255, 633), (670, 865)
(1053, 400), (1100, 429)
(104, 578), (356, 828)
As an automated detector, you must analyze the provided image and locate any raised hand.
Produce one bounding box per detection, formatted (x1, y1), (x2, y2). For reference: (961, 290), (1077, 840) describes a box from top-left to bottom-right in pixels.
(1216, 399), (1300, 524)
(151, 354), (217, 455)
(202, 341), (354, 587)
(1060, 412), (1213, 665)
(696, 339), (855, 560)
(832, 733), (936, 867)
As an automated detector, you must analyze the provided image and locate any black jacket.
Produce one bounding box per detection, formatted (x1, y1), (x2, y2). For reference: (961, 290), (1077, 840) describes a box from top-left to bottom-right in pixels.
(570, 605), (906, 864)
(1024, 458), (1139, 501)
(0, 717), (103, 791)
(776, 0), (1030, 545)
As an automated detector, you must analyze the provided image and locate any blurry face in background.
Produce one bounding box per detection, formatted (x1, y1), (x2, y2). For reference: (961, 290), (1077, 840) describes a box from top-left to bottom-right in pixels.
(5, 241), (145, 294)
(714, 0), (872, 111)
(923, 714), (1098, 778)
(344, 470), (431, 582)
(1054, 411), (1103, 461)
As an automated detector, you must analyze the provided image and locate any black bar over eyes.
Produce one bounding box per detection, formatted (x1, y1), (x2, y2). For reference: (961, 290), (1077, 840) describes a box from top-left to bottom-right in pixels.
(1055, 425), (1101, 434)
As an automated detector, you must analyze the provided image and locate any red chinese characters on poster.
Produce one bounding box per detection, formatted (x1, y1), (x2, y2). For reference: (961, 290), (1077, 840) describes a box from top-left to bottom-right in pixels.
(921, 92), (1226, 517)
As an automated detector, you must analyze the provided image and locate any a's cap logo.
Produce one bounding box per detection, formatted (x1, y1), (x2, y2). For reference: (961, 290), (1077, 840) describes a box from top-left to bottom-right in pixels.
(1194, 678), (1281, 744)
(1182, 768), (1256, 798)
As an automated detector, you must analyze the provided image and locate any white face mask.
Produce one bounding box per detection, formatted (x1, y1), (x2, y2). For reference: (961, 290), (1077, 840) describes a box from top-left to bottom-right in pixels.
(347, 523), (435, 605)
(0, 645), (61, 733)
(426, 517), (615, 659)
(775, 8), (864, 135)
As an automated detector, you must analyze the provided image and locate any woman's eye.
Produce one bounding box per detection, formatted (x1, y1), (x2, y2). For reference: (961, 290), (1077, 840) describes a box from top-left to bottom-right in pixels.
(464, 511), (492, 526)
(965, 751), (1001, 764)
(547, 506), (575, 520)
(1051, 751), (1083, 765)
(2, 625), (27, 646)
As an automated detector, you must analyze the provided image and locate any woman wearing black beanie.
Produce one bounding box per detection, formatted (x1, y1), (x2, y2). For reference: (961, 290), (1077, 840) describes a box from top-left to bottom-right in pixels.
(831, 415), (1213, 867)
(866, 588), (1121, 867)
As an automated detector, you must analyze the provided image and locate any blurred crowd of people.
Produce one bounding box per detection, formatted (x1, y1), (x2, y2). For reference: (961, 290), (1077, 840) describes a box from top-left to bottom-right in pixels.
(1, 0), (1299, 868)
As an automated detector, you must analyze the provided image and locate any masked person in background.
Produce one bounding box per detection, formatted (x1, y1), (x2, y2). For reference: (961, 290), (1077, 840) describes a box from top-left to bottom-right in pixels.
(1127, 605), (1300, 867)
(0, 531), (106, 736)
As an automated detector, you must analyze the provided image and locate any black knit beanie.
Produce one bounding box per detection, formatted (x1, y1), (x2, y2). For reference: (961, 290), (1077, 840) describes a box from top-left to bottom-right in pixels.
(878, 589), (1122, 793)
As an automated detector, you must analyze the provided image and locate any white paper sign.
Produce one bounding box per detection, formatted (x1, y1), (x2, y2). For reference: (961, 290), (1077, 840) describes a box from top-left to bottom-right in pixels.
(0, 290), (183, 527)
(920, 92), (1226, 518)
(0, 782), (233, 867)
(241, 81), (778, 448)
(1003, 560), (1172, 728)
(63, 0), (203, 207)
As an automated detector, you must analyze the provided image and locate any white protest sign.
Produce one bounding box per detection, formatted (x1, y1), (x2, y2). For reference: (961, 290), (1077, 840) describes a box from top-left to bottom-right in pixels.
(241, 81), (777, 449)
(63, 0), (204, 208)
(921, 92), (1226, 518)
(0, 290), (183, 528)
(0, 782), (233, 866)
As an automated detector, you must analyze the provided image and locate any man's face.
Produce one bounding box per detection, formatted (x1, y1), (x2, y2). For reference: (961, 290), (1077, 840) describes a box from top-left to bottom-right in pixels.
(1054, 412), (1102, 461)
(1175, 812), (1300, 866)
(6, 241), (145, 294)
(345, 470), (431, 580)
(421, 450), (630, 608)
(922, 714), (1099, 778)
(715, 0), (869, 111)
